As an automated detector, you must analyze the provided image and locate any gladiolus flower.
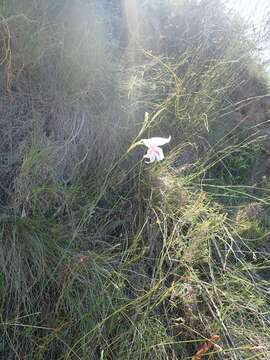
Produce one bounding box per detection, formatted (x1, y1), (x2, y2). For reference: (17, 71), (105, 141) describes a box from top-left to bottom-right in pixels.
(141, 136), (171, 164)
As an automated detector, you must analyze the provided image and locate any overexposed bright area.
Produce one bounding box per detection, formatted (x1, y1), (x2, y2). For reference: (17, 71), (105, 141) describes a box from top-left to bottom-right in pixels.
(226, 0), (269, 29)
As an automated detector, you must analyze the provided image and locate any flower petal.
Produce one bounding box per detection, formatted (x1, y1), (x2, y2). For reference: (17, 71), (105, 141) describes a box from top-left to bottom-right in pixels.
(144, 150), (156, 163)
(143, 148), (152, 158)
(142, 136), (171, 148)
(154, 146), (164, 161)
(143, 147), (164, 163)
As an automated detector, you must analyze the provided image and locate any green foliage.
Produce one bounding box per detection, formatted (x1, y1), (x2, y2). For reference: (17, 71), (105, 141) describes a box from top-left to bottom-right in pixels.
(0, 0), (270, 359)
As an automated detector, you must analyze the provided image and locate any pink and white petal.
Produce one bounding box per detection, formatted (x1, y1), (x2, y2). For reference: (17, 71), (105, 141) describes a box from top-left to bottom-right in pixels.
(148, 145), (164, 161)
(144, 149), (155, 163)
(145, 152), (155, 164)
(155, 146), (164, 161)
(143, 148), (152, 158)
(142, 136), (171, 147)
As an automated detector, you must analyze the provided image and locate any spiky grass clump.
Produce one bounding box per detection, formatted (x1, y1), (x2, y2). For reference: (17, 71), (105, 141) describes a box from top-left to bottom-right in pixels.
(1, 165), (270, 359)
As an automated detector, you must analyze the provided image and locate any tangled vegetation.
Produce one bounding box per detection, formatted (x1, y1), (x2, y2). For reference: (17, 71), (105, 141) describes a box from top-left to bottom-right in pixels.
(0, 0), (270, 359)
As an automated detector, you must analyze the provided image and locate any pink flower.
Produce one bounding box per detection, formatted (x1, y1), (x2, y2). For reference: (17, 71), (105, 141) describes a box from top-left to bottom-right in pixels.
(141, 136), (171, 164)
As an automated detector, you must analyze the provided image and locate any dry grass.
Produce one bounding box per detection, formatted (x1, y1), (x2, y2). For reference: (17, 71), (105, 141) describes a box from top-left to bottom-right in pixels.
(0, 1), (270, 359)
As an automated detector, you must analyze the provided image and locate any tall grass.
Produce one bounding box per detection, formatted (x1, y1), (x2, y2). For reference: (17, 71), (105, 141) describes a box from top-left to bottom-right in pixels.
(0, 0), (270, 359)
